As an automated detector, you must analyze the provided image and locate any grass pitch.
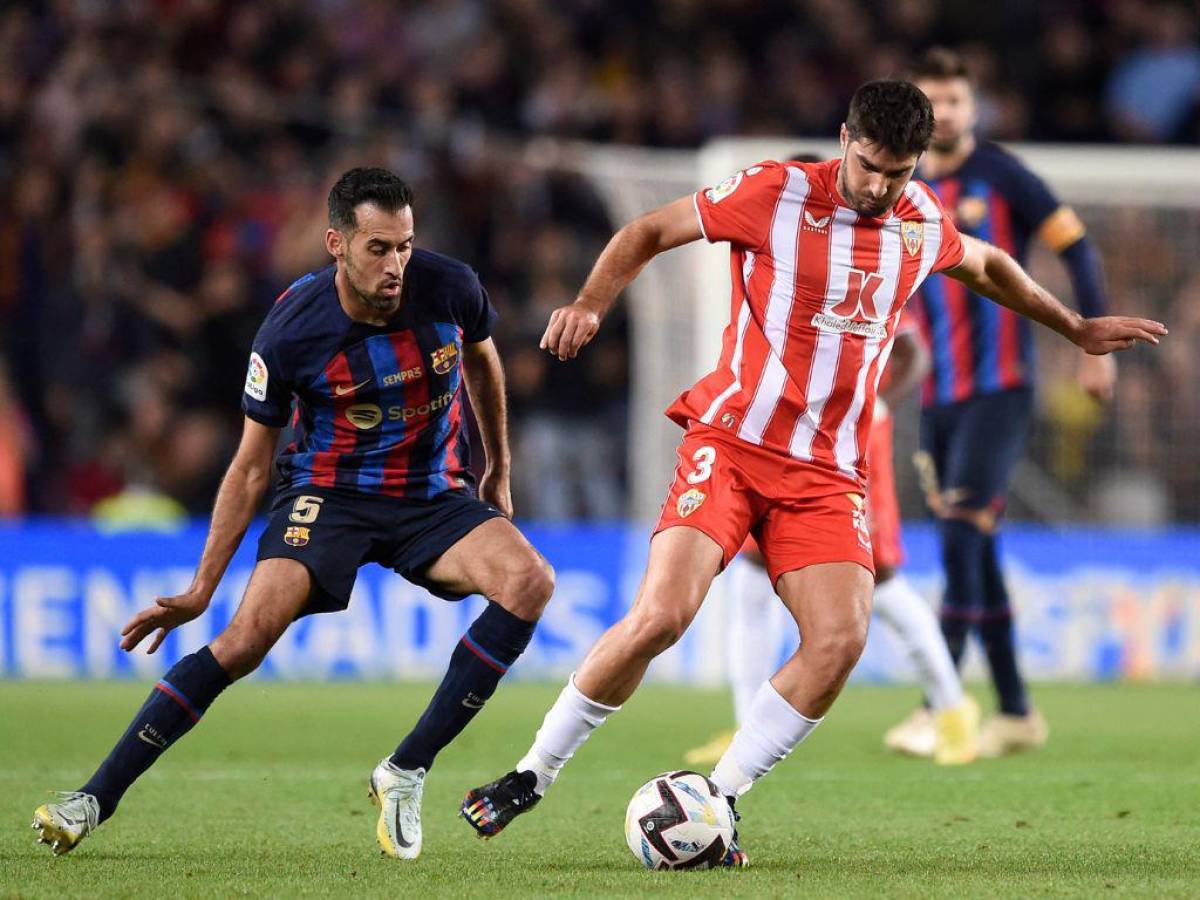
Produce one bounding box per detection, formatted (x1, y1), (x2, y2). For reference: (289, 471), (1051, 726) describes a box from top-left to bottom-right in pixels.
(1, 680), (1196, 898)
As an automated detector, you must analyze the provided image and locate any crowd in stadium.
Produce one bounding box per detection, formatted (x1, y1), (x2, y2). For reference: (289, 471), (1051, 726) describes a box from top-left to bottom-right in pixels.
(1, 0), (1198, 521)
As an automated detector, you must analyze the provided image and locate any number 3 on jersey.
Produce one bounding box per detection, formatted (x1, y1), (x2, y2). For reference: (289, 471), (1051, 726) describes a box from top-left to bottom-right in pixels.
(687, 446), (716, 484)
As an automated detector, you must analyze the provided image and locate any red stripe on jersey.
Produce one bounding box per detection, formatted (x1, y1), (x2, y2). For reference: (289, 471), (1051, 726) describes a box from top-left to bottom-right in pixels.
(933, 180), (974, 400)
(989, 189), (1024, 388)
(309, 352), (358, 487)
(760, 196), (834, 448)
(442, 383), (465, 489)
(380, 331), (430, 495)
(439, 329), (467, 490)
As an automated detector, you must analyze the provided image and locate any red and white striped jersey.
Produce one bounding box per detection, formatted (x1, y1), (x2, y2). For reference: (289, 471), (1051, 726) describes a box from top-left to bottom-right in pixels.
(667, 158), (965, 487)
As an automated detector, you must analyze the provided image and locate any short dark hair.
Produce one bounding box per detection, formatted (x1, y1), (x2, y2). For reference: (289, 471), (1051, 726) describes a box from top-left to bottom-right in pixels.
(845, 80), (934, 158)
(909, 47), (972, 84)
(328, 167), (414, 232)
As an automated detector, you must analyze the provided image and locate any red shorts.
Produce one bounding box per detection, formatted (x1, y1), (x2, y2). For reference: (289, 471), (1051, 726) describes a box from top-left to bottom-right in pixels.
(737, 411), (904, 571)
(655, 424), (874, 585)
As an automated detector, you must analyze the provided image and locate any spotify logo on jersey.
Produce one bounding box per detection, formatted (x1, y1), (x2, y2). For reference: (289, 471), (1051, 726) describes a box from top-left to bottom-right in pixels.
(345, 404), (384, 430)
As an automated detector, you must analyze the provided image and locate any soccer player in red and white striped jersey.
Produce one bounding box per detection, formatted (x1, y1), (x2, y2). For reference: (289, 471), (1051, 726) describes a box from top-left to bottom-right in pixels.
(461, 81), (1166, 862)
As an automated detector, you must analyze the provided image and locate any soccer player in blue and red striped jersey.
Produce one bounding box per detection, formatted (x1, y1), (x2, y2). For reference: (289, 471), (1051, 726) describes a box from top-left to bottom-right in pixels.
(887, 49), (1115, 758)
(32, 168), (554, 860)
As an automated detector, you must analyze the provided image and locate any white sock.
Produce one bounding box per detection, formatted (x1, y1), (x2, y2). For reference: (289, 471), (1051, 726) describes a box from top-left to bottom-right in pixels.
(727, 558), (779, 726)
(710, 681), (822, 798)
(872, 575), (964, 710)
(515, 673), (620, 795)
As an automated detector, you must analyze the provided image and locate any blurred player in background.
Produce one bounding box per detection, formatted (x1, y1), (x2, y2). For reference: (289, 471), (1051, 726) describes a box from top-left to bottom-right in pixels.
(460, 81), (1163, 865)
(32, 168), (555, 860)
(886, 49), (1117, 758)
(686, 310), (978, 768)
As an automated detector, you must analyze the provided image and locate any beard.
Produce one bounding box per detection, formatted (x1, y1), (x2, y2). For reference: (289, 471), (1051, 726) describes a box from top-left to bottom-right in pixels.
(931, 130), (966, 154)
(345, 259), (401, 312)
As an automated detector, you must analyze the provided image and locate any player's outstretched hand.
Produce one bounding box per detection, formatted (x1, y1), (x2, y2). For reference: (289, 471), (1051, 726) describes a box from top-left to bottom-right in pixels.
(120, 590), (210, 654)
(541, 301), (601, 361)
(1072, 316), (1167, 355)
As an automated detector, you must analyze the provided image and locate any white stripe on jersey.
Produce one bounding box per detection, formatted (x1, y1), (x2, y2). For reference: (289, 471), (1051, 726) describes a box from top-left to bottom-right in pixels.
(790, 205), (857, 460)
(832, 218), (904, 474)
(903, 182), (944, 295)
(738, 167), (810, 444)
(699, 299), (753, 424)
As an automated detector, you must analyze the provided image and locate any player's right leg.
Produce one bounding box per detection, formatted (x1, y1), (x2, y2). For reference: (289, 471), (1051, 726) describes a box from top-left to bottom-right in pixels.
(461, 525), (724, 838)
(33, 559), (311, 855)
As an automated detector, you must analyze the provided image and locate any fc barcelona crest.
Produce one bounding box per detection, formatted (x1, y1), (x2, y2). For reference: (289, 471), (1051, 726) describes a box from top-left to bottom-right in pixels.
(283, 526), (310, 547)
(431, 342), (459, 375)
(901, 221), (924, 256)
(677, 488), (706, 518)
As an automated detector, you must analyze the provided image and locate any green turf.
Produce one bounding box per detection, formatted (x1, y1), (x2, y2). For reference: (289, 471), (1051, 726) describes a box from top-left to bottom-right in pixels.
(1, 681), (1196, 898)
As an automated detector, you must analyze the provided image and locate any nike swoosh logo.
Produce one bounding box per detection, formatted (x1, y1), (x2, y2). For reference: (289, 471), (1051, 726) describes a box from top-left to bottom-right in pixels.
(462, 697), (486, 709)
(137, 728), (167, 749)
(334, 379), (372, 396)
(394, 808), (413, 848)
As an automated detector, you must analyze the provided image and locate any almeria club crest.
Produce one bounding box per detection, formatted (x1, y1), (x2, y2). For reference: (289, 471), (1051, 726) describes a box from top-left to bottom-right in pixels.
(901, 221), (925, 256)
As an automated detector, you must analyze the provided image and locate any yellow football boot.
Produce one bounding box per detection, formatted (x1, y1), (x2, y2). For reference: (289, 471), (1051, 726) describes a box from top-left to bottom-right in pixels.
(684, 729), (735, 766)
(933, 695), (981, 765)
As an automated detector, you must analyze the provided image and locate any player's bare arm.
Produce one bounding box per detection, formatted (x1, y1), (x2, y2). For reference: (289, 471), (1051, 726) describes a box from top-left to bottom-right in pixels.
(541, 196), (703, 360)
(120, 416), (280, 653)
(946, 235), (1167, 354)
(462, 337), (513, 517)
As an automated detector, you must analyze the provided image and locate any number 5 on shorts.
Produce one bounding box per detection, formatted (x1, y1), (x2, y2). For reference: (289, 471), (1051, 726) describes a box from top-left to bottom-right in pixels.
(289, 495), (325, 524)
(687, 446), (716, 484)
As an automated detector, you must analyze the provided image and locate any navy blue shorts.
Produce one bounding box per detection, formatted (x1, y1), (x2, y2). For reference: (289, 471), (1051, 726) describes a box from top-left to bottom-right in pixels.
(256, 485), (505, 617)
(920, 387), (1033, 513)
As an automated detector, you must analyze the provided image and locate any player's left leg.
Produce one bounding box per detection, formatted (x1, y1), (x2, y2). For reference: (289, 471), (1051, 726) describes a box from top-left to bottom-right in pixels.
(685, 544), (779, 766)
(387, 516), (553, 772)
(369, 516), (552, 858)
(709, 561), (873, 802)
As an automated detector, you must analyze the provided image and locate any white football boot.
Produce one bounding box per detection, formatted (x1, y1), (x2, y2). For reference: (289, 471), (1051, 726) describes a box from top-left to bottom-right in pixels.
(883, 707), (937, 758)
(369, 759), (425, 859)
(32, 791), (100, 856)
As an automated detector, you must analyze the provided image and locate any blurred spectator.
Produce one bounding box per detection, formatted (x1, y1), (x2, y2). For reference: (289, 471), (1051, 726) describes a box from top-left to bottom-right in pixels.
(0, 357), (33, 517)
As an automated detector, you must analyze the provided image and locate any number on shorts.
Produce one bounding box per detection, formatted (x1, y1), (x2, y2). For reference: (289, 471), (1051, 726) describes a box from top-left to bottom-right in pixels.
(686, 446), (716, 484)
(289, 495), (325, 524)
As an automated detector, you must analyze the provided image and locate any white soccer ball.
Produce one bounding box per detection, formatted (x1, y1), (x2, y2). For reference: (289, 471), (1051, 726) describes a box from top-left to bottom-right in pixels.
(624, 770), (736, 870)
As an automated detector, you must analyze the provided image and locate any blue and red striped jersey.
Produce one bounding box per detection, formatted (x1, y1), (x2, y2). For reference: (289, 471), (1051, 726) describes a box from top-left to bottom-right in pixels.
(241, 250), (497, 498)
(913, 142), (1066, 406)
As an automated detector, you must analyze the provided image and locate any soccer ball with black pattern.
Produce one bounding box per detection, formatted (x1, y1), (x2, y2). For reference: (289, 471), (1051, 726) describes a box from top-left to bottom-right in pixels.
(623, 770), (736, 870)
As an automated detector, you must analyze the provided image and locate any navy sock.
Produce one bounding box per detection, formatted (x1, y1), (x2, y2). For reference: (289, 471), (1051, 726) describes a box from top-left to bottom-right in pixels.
(391, 602), (536, 772)
(938, 518), (987, 670)
(980, 534), (1029, 716)
(81, 646), (231, 822)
